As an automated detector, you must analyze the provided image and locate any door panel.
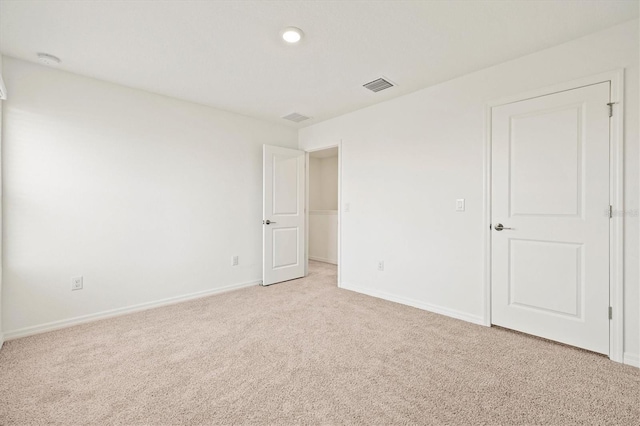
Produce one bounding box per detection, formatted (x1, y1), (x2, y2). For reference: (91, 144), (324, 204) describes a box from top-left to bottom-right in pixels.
(510, 106), (582, 217)
(273, 155), (300, 215)
(263, 145), (305, 285)
(509, 239), (582, 318)
(272, 227), (299, 268)
(491, 82), (610, 355)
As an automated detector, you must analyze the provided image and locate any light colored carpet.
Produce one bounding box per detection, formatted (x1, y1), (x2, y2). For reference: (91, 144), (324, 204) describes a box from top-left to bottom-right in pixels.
(0, 261), (638, 425)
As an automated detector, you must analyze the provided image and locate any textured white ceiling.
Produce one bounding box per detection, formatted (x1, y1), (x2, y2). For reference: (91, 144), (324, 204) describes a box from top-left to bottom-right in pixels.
(0, 1), (637, 127)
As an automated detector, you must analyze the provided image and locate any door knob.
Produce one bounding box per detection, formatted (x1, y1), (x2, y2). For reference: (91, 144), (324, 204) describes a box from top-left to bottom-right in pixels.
(263, 220), (277, 225)
(494, 223), (513, 231)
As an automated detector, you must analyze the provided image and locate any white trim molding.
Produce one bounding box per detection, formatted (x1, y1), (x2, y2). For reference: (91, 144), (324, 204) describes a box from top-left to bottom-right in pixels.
(484, 70), (625, 363)
(0, 73), (7, 100)
(607, 69), (625, 364)
(623, 353), (639, 368)
(3, 280), (260, 341)
(309, 210), (338, 215)
(342, 282), (485, 326)
(338, 140), (342, 287)
(309, 256), (337, 265)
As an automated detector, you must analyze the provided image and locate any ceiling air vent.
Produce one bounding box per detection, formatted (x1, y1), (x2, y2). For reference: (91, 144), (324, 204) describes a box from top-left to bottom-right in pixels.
(282, 112), (310, 123)
(363, 77), (395, 93)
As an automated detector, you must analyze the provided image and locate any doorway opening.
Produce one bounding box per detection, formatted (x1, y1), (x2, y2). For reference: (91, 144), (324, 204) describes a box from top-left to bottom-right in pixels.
(306, 147), (339, 285)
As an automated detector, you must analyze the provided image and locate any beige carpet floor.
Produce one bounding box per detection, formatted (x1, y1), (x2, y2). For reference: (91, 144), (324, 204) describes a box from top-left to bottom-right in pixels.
(0, 261), (638, 425)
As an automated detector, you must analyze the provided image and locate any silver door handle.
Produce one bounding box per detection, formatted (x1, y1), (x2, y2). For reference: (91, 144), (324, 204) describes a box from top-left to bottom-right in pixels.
(494, 223), (513, 231)
(263, 220), (277, 225)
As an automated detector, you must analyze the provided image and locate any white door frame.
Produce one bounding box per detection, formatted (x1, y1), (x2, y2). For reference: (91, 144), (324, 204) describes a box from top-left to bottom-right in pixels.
(483, 70), (625, 363)
(304, 142), (342, 287)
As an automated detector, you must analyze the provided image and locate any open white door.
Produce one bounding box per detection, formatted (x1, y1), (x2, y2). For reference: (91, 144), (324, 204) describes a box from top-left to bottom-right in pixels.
(263, 145), (306, 286)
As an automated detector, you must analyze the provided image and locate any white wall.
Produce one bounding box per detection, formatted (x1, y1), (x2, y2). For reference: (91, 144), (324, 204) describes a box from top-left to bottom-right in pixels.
(309, 212), (338, 264)
(319, 156), (338, 211)
(309, 157), (322, 211)
(2, 57), (297, 337)
(299, 20), (640, 365)
(309, 156), (338, 211)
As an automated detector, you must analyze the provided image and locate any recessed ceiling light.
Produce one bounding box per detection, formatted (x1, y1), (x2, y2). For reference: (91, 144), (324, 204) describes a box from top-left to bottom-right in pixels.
(37, 52), (61, 66)
(281, 27), (304, 43)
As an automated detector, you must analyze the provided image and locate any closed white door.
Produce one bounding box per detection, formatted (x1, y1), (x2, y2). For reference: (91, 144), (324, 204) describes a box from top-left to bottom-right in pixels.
(491, 82), (610, 355)
(263, 145), (305, 286)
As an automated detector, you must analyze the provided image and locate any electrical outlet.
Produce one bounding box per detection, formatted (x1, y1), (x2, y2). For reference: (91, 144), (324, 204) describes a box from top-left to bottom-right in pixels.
(71, 276), (83, 291)
(377, 261), (384, 271)
(232, 255), (239, 266)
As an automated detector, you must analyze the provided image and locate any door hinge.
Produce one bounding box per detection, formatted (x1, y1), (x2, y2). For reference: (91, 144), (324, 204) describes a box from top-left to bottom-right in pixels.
(609, 205), (613, 219)
(607, 102), (617, 118)
(608, 306), (613, 320)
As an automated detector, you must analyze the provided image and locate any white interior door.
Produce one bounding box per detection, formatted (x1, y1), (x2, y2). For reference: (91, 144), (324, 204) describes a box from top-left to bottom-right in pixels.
(491, 82), (611, 355)
(263, 145), (305, 286)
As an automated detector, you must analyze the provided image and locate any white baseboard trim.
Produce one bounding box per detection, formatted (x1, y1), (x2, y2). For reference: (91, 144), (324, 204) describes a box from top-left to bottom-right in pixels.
(309, 256), (337, 265)
(341, 282), (485, 326)
(623, 352), (639, 368)
(3, 279), (260, 341)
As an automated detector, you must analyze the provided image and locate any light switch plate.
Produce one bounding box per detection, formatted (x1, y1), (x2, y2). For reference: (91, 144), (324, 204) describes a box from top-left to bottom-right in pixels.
(456, 199), (465, 212)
